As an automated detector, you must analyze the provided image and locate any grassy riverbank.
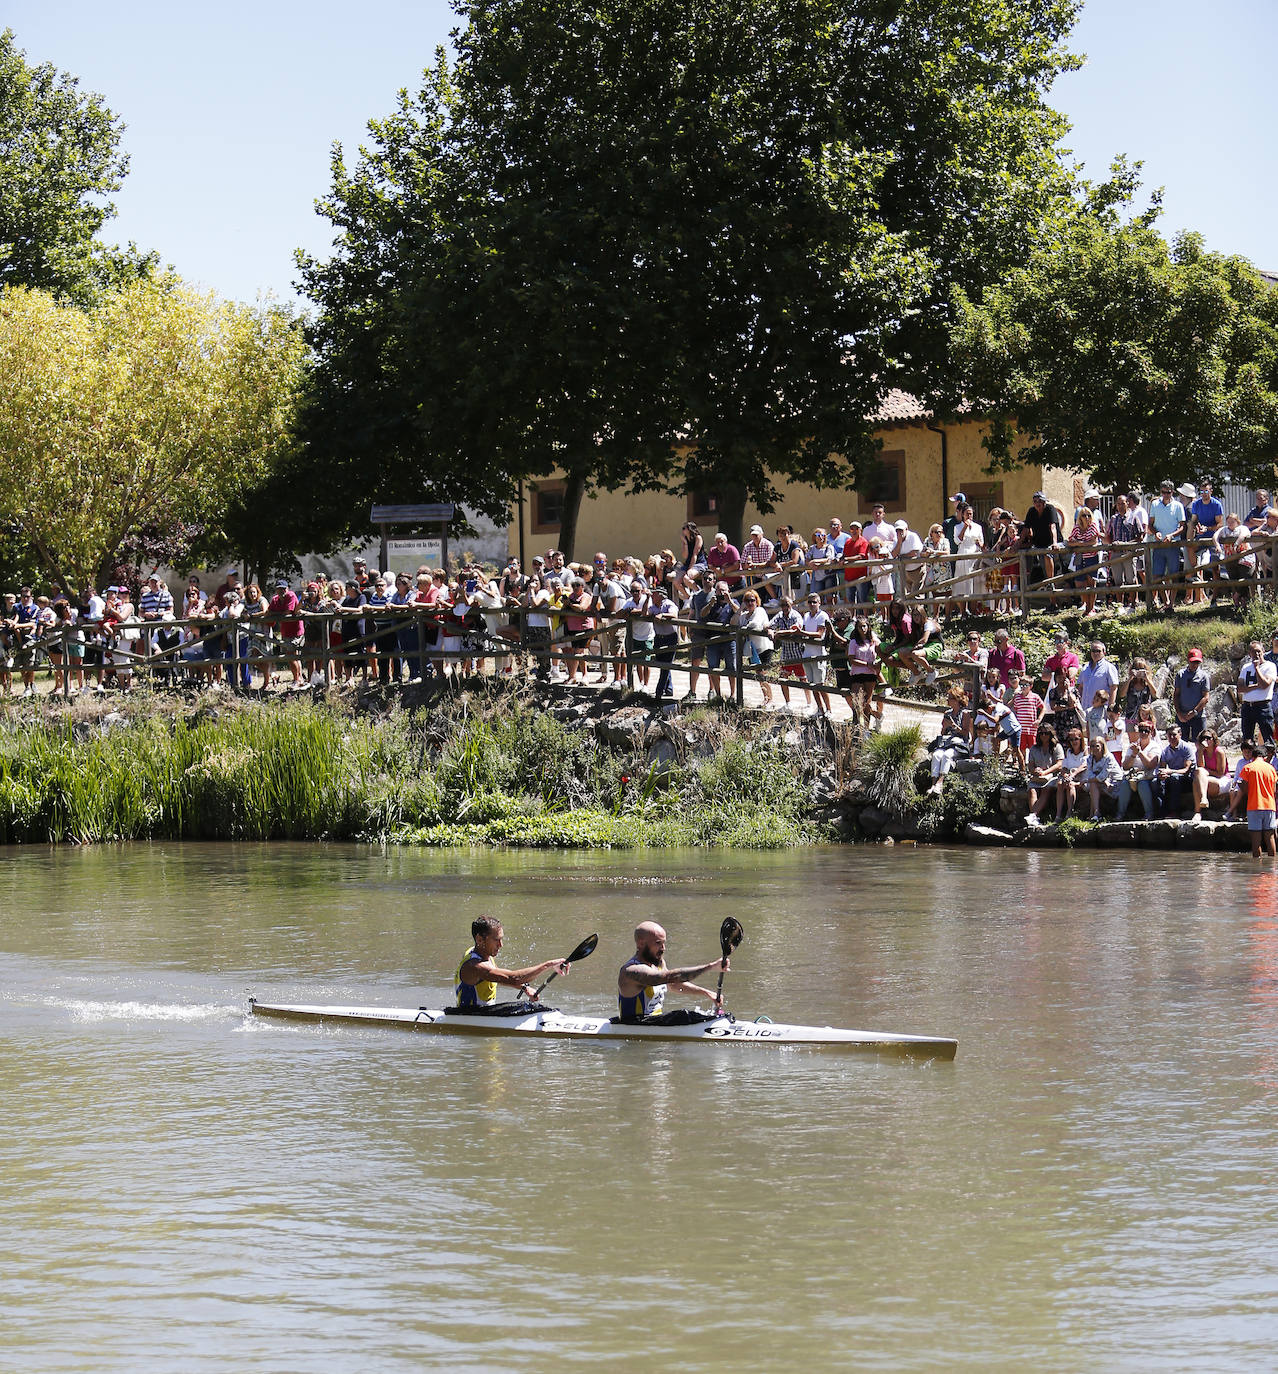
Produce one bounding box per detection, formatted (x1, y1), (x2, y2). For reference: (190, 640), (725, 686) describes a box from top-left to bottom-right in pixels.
(0, 692), (825, 847)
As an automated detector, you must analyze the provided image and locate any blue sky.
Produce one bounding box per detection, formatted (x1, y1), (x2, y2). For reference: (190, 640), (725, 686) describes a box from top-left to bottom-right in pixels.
(9, 0), (1276, 305)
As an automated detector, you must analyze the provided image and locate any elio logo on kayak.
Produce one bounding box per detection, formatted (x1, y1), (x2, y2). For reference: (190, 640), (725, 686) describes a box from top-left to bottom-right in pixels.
(704, 1024), (785, 1039)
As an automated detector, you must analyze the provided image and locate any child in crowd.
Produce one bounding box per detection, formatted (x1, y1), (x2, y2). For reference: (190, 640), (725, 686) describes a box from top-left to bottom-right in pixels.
(975, 687), (1019, 761)
(1239, 740), (1277, 857)
(1010, 671), (1045, 769)
(1085, 688), (1110, 743)
(1104, 704), (1129, 763)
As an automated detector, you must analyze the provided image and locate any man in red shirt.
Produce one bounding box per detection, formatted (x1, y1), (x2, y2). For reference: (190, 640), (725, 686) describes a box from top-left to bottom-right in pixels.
(267, 579), (304, 689)
(841, 519), (871, 605)
(1240, 741), (1277, 857)
(987, 627), (1026, 688)
(1039, 628), (1080, 688)
(705, 531), (742, 587)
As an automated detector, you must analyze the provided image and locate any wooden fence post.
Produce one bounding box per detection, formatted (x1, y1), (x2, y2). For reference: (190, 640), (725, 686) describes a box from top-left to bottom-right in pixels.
(1018, 551), (1029, 622)
(321, 615), (332, 690)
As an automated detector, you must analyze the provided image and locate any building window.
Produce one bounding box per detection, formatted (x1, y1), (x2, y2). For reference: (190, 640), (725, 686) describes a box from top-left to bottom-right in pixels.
(530, 482), (565, 534)
(961, 480), (1005, 529)
(857, 450), (906, 515)
(687, 491), (719, 524)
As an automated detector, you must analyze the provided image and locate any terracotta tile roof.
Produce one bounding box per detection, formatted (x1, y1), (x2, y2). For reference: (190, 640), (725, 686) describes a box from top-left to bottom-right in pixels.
(871, 388), (931, 424)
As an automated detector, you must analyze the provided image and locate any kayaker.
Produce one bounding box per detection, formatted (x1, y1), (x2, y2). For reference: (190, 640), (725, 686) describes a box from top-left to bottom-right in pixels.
(456, 916), (569, 1007)
(617, 922), (728, 1023)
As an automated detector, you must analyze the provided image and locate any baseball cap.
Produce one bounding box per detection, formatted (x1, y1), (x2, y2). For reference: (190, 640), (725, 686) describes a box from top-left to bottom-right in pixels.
(949, 491), (966, 503)
(1033, 491), (1047, 501)
(274, 579), (288, 589)
(847, 519), (863, 529)
(893, 519), (908, 530)
(749, 524), (763, 535)
(1188, 648), (1203, 662)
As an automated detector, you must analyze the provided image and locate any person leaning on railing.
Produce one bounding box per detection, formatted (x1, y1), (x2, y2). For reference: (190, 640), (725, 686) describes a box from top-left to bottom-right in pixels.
(520, 573), (553, 681)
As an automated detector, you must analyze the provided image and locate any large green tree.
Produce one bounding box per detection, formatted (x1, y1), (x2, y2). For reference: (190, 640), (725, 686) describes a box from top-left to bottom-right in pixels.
(0, 280), (306, 592)
(0, 29), (151, 304)
(299, 0), (1081, 551)
(950, 187), (1278, 494)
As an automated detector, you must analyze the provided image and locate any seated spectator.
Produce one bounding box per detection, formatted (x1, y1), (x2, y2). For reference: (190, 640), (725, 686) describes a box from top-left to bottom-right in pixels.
(706, 531), (742, 588)
(925, 686), (971, 795)
(1052, 726), (1090, 819)
(1117, 721), (1161, 821)
(1154, 723), (1195, 818)
(1024, 723), (1065, 824)
(1082, 736), (1124, 820)
(1190, 729), (1229, 822)
(955, 630), (988, 671)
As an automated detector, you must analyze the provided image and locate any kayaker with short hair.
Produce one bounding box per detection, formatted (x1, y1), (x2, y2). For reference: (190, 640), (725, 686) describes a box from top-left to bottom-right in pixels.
(617, 921), (727, 1022)
(456, 916), (569, 1007)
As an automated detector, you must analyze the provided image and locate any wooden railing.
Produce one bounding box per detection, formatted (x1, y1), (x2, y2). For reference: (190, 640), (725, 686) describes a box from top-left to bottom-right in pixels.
(17, 603), (982, 716)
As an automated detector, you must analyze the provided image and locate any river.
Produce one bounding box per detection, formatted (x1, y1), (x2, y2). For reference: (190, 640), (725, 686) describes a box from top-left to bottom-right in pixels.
(3, 843), (1277, 1371)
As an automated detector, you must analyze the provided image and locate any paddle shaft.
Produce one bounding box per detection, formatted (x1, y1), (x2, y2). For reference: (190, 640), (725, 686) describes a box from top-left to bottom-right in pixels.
(531, 933), (599, 999)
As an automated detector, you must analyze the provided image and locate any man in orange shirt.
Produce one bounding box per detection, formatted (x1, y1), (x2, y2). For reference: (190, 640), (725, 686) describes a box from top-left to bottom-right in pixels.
(1239, 741), (1277, 857)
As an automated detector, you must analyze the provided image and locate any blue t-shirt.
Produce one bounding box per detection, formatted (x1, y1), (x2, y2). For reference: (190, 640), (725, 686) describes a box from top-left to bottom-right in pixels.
(1190, 497), (1223, 532)
(1160, 741), (1195, 771)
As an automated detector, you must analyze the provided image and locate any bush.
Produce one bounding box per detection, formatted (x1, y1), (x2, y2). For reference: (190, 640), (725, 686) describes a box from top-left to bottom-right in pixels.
(858, 724), (924, 813)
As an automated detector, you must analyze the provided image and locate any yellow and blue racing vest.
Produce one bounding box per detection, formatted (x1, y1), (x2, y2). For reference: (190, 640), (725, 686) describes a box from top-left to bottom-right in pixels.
(456, 946), (497, 1008)
(618, 954), (666, 1023)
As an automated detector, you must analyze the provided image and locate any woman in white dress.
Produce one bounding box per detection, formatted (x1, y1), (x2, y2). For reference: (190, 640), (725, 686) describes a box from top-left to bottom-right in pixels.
(952, 503), (986, 616)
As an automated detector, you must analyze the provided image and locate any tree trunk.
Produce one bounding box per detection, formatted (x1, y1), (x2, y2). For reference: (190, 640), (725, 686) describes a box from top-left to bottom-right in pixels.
(557, 466), (587, 563)
(715, 485), (748, 551)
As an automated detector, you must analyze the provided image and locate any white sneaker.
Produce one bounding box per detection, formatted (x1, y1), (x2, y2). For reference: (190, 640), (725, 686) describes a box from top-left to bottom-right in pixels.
(1025, 814), (1041, 827)
(1188, 812), (1203, 825)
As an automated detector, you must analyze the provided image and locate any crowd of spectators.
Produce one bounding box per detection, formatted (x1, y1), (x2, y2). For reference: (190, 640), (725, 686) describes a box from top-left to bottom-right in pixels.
(2, 482), (1276, 724)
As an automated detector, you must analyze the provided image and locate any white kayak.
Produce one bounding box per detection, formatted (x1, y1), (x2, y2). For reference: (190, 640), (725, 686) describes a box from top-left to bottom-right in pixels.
(248, 999), (957, 1060)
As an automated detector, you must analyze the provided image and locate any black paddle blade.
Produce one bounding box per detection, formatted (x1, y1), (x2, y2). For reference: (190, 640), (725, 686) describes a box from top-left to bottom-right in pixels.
(719, 918), (744, 955)
(566, 933), (599, 963)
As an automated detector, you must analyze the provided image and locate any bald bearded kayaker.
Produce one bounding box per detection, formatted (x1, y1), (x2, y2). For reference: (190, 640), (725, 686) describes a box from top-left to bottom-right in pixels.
(456, 915), (569, 1007)
(617, 921), (727, 1023)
